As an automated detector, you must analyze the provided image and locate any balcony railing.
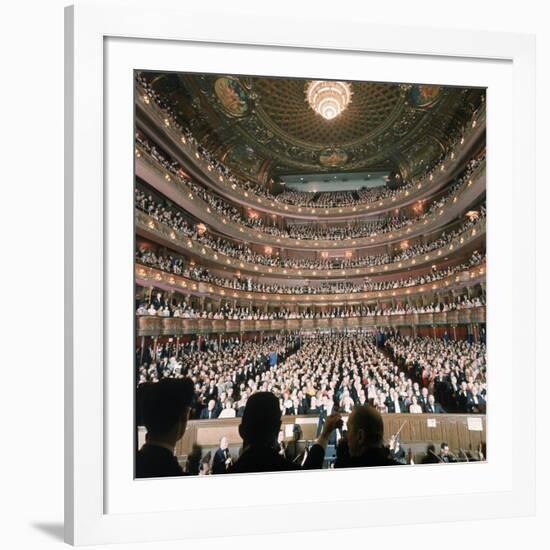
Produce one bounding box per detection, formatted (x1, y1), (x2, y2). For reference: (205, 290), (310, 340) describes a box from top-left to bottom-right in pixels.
(135, 263), (486, 306)
(136, 307), (486, 336)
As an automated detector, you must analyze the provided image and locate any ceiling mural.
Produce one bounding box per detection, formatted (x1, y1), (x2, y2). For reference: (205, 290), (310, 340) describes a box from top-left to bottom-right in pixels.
(213, 77), (251, 117)
(408, 84), (442, 107)
(141, 72), (485, 182)
(223, 143), (264, 179)
(319, 148), (349, 168)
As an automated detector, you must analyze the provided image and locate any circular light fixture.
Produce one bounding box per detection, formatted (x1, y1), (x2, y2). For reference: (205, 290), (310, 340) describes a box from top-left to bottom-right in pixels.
(305, 80), (353, 120)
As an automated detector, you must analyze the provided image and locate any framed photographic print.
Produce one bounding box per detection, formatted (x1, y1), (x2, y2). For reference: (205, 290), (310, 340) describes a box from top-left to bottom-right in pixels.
(65, 0), (536, 545)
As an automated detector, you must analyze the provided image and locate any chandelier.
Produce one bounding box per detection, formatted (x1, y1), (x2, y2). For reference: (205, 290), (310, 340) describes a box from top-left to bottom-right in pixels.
(305, 80), (353, 120)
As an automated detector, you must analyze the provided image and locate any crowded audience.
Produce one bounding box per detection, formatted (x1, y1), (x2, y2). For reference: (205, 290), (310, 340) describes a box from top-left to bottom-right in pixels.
(137, 332), (486, 420)
(134, 72), (487, 479)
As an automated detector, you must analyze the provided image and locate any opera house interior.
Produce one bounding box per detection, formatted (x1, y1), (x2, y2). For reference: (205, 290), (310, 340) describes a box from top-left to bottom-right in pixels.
(134, 71), (487, 477)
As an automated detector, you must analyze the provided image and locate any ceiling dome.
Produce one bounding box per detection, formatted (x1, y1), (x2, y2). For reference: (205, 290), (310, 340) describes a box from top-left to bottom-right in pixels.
(253, 77), (403, 146)
(140, 72), (484, 178)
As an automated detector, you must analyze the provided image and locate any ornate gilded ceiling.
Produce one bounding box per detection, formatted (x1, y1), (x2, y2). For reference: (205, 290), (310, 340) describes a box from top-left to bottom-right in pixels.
(140, 72), (485, 182)
(255, 78), (400, 144)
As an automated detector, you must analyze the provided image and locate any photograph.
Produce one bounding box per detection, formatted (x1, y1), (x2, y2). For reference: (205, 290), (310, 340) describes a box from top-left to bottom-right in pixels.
(0, 0), (543, 546)
(134, 71), (487, 478)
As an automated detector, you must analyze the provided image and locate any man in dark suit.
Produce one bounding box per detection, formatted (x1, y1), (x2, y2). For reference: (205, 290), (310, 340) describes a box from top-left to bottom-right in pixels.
(236, 396), (247, 417)
(448, 375), (460, 412)
(285, 397), (304, 416)
(425, 394), (446, 414)
(200, 399), (218, 419)
(335, 405), (400, 468)
(204, 381), (218, 403)
(466, 387), (486, 414)
(151, 292), (165, 310)
(456, 382), (470, 412)
(306, 396), (321, 415)
(136, 378), (195, 478)
(434, 374), (451, 407)
(228, 392), (341, 474)
(418, 387), (430, 412)
(439, 442), (456, 463)
(212, 436), (232, 474)
(386, 389), (405, 414)
(421, 444), (442, 464)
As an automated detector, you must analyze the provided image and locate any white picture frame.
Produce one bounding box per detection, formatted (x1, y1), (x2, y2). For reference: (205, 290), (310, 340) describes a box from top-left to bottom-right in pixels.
(65, 0), (536, 545)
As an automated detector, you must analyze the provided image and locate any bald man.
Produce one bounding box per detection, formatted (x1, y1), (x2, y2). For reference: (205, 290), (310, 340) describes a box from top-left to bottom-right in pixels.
(336, 406), (400, 468)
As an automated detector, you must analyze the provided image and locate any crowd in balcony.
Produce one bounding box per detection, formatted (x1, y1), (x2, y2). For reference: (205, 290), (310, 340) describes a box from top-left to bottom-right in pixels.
(136, 71), (484, 211)
(136, 184), (485, 269)
(275, 181), (422, 207)
(275, 186), (414, 207)
(394, 208), (485, 262)
(136, 332), (486, 420)
(137, 137), (484, 241)
(136, 246), (485, 295)
(136, 130), (483, 240)
(136, 292), (485, 320)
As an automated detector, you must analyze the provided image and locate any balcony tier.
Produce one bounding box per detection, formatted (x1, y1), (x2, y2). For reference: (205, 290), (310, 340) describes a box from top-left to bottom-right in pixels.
(136, 150), (486, 251)
(136, 88), (486, 220)
(136, 209), (485, 279)
(135, 263), (485, 306)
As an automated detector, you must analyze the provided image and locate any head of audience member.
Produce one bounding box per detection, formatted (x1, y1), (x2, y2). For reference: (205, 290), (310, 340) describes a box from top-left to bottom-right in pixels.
(428, 394), (436, 406)
(140, 378), (195, 448)
(346, 405), (385, 458)
(440, 442), (450, 457)
(207, 399), (216, 412)
(220, 436), (228, 450)
(238, 392), (281, 448)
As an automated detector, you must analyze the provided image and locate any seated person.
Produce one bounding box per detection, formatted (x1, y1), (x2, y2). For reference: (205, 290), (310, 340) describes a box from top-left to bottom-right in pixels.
(439, 442), (455, 463)
(136, 377), (195, 478)
(466, 387), (486, 414)
(389, 435), (406, 464)
(306, 396), (320, 415)
(228, 392), (341, 474)
(408, 395), (423, 414)
(425, 394), (446, 414)
(218, 399), (236, 418)
(212, 436), (233, 474)
(285, 397), (304, 416)
(335, 405), (400, 468)
(421, 443), (442, 464)
(200, 399), (218, 419)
